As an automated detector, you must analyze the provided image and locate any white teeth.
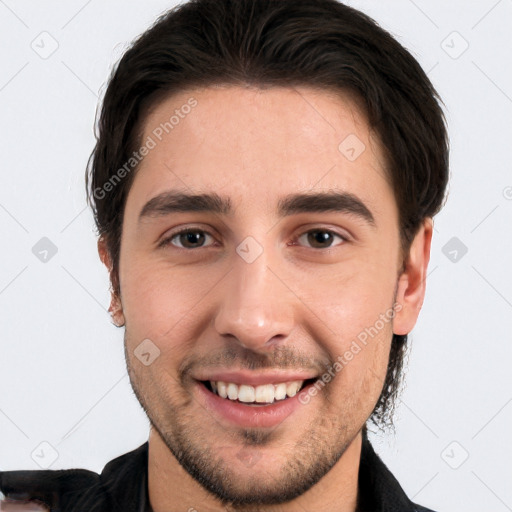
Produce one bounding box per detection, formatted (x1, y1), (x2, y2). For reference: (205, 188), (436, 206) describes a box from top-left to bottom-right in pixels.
(286, 381), (302, 397)
(238, 384), (255, 402)
(274, 382), (287, 401)
(217, 381), (228, 398)
(227, 383), (238, 400)
(208, 380), (306, 404)
(255, 384), (275, 403)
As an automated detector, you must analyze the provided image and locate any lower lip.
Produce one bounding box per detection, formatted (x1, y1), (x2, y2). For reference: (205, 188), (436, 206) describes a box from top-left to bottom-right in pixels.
(195, 381), (313, 428)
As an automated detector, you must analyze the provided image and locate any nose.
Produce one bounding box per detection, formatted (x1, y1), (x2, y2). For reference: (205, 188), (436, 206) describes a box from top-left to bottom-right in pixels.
(213, 246), (296, 352)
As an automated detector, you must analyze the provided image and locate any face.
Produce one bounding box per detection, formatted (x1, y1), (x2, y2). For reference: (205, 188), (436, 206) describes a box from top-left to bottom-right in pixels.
(100, 85), (430, 506)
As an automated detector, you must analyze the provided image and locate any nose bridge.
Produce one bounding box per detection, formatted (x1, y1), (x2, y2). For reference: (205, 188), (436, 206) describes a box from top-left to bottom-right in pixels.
(214, 242), (294, 350)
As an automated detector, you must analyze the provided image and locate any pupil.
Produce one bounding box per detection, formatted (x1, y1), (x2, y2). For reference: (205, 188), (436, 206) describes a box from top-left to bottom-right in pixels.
(183, 231), (205, 247)
(308, 230), (332, 248)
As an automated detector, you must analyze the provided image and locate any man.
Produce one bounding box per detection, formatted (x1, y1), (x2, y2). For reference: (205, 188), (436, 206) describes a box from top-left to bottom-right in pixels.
(0, 0), (448, 510)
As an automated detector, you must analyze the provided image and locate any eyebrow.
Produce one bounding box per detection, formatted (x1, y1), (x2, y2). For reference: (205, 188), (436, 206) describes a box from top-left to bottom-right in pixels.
(138, 190), (375, 226)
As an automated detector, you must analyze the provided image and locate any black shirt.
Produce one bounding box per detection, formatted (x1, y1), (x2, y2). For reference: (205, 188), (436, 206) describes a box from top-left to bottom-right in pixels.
(0, 431), (437, 512)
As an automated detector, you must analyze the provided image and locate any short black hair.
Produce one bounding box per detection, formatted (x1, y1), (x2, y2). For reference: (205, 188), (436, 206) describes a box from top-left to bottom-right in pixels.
(86, 0), (449, 430)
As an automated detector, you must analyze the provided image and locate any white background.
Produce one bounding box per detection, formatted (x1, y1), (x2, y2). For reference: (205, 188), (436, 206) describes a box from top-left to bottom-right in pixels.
(0, 1), (511, 510)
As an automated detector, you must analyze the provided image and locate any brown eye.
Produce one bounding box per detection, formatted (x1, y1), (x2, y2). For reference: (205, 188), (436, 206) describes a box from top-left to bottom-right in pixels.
(164, 229), (215, 249)
(297, 229), (345, 249)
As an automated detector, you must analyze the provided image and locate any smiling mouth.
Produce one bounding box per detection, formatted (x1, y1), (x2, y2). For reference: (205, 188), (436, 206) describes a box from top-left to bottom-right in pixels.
(200, 379), (316, 406)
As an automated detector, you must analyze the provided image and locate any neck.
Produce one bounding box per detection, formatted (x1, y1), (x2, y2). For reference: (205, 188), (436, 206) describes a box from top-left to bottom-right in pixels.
(148, 429), (362, 512)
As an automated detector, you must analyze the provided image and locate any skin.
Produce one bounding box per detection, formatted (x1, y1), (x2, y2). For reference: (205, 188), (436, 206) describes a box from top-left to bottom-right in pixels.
(98, 85), (432, 511)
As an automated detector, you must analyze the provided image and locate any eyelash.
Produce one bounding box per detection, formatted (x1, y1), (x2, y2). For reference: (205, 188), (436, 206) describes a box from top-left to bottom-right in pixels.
(158, 226), (349, 250)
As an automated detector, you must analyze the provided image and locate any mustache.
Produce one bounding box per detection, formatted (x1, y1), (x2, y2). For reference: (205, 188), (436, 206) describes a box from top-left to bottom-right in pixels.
(178, 345), (332, 382)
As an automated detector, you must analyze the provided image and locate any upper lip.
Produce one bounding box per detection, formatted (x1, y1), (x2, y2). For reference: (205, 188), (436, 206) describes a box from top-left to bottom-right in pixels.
(193, 370), (318, 387)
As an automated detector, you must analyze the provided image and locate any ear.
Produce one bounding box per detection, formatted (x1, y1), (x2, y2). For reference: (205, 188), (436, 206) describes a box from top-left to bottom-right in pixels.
(393, 218), (433, 335)
(98, 237), (125, 327)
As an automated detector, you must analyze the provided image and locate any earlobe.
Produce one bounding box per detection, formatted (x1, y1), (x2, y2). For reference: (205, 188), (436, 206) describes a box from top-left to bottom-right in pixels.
(97, 237), (125, 327)
(393, 218), (433, 335)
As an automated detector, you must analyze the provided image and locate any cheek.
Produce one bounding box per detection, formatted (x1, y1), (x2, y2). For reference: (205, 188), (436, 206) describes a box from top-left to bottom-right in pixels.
(292, 258), (396, 397)
(324, 321), (393, 423)
(119, 258), (226, 341)
(292, 258), (398, 341)
(339, 324), (392, 387)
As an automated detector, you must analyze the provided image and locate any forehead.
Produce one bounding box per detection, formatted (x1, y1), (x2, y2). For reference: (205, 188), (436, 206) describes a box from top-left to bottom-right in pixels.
(128, 85), (395, 221)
